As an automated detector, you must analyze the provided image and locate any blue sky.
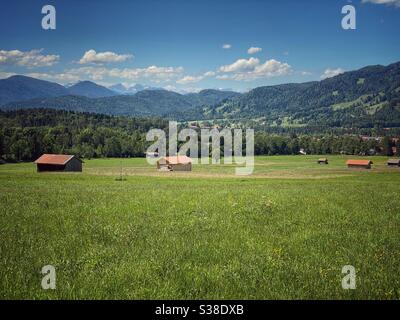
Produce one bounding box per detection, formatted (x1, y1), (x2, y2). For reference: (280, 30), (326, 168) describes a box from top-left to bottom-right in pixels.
(0, 0), (399, 92)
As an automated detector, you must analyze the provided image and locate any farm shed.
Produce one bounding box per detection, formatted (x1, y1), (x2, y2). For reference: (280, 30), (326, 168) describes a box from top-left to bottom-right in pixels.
(157, 155), (192, 171)
(34, 154), (83, 172)
(346, 159), (373, 169)
(387, 159), (400, 167)
(317, 158), (328, 164)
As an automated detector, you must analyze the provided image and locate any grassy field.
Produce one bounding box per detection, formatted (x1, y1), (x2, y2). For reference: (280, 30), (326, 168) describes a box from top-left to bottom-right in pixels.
(1, 155), (399, 299)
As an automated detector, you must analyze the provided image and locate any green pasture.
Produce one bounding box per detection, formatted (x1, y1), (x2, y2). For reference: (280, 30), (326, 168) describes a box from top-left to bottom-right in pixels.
(0, 155), (399, 299)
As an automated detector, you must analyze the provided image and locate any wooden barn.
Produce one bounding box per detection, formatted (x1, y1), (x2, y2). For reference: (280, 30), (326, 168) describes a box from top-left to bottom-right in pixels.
(346, 159), (373, 169)
(157, 155), (192, 171)
(387, 159), (400, 167)
(34, 154), (83, 172)
(317, 158), (328, 164)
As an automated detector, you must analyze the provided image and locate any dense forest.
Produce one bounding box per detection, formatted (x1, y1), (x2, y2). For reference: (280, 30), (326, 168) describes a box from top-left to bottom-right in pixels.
(1, 109), (399, 162)
(0, 109), (168, 161)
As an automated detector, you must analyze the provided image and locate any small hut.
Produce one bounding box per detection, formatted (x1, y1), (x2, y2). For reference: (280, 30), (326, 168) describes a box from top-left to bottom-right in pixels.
(387, 159), (400, 167)
(157, 155), (192, 171)
(34, 154), (83, 172)
(299, 148), (307, 155)
(346, 159), (373, 169)
(317, 158), (328, 165)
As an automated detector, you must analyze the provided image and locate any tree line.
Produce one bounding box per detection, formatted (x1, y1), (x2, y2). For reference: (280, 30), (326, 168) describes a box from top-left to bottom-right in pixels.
(1, 109), (399, 161)
(0, 109), (168, 161)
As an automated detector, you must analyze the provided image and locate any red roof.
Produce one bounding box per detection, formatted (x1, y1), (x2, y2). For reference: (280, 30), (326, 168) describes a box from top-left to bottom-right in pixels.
(34, 154), (80, 165)
(161, 155), (192, 164)
(346, 160), (373, 166)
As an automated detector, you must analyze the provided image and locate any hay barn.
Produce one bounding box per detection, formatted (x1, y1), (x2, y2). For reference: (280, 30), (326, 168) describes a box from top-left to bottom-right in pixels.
(317, 158), (328, 164)
(387, 159), (400, 167)
(157, 155), (192, 171)
(34, 154), (83, 172)
(346, 159), (373, 169)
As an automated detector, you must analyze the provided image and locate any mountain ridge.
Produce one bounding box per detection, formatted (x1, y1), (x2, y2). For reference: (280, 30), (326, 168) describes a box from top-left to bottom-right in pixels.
(67, 81), (117, 98)
(1, 61), (400, 129)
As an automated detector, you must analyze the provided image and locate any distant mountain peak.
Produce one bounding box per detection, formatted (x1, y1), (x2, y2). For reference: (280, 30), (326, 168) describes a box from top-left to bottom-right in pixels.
(67, 81), (116, 98)
(0, 75), (68, 105)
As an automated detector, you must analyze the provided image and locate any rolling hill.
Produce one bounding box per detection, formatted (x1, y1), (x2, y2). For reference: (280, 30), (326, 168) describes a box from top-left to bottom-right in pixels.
(1, 90), (195, 117)
(0, 75), (68, 105)
(1, 86), (241, 117)
(184, 89), (240, 107)
(66, 81), (117, 98)
(174, 61), (400, 128)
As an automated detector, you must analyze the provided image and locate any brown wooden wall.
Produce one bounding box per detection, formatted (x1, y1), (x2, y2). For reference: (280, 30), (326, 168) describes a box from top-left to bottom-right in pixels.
(64, 157), (82, 172)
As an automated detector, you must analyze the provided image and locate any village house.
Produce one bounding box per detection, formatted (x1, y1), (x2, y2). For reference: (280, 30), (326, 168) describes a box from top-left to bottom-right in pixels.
(34, 154), (83, 172)
(157, 155), (192, 172)
(346, 159), (373, 169)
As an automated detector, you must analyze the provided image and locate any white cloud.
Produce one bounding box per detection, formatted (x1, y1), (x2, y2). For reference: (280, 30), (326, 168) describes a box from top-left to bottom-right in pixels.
(218, 58), (291, 81)
(222, 44), (232, 49)
(320, 68), (345, 79)
(219, 57), (260, 73)
(176, 75), (203, 84)
(247, 47), (262, 54)
(79, 49), (133, 64)
(23, 65), (184, 85)
(26, 72), (80, 83)
(301, 71), (312, 76)
(69, 65), (183, 82)
(215, 74), (231, 80)
(362, 0), (400, 7)
(0, 49), (59, 68)
(176, 70), (216, 84)
(203, 71), (216, 77)
(0, 72), (16, 79)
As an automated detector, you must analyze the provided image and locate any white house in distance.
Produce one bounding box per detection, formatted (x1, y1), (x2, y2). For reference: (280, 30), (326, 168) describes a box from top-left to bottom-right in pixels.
(156, 155), (192, 171)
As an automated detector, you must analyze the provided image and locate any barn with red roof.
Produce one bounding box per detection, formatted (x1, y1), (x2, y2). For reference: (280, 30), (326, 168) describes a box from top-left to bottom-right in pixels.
(34, 154), (83, 172)
(346, 159), (373, 169)
(157, 155), (192, 171)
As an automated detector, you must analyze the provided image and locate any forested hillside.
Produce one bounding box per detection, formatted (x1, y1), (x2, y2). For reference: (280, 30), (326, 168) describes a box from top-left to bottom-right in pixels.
(174, 62), (400, 129)
(1, 87), (239, 117)
(1, 108), (399, 162)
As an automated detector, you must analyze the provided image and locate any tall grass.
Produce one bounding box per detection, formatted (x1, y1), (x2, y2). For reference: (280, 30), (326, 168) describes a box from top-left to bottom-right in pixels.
(0, 156), (399, 299)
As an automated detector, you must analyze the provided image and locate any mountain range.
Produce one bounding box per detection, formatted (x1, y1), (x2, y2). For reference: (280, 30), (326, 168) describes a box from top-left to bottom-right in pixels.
(0, 76), (180, 105)
(108, 83), (163, 95)
(0, 75), (240, 117)
(0, 61), (400, 129)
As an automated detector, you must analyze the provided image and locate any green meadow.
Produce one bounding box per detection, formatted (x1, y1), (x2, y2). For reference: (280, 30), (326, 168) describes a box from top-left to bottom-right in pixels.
(0, 155), (399, 299)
